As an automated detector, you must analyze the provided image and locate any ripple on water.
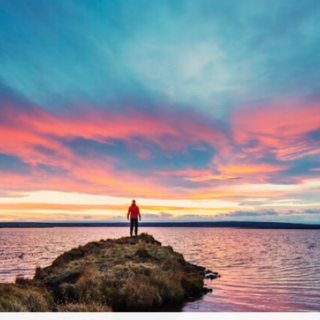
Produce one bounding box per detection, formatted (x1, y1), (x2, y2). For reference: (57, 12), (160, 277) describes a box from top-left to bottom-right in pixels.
(1, 227), (320, 311)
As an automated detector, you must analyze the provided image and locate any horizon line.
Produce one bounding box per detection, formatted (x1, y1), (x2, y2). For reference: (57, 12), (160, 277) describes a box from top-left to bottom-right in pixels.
(1, 221), (320, 229)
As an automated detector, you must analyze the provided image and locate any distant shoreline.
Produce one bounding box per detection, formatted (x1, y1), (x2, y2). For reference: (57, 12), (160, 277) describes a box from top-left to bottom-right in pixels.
(1, 221), (320, 229)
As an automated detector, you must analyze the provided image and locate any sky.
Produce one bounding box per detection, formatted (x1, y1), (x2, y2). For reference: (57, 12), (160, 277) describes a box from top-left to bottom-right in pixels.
(0, 0), (320, 223)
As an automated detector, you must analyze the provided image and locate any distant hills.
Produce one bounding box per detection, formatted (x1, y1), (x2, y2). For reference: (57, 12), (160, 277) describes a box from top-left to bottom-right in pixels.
(1, 221), (320, 229)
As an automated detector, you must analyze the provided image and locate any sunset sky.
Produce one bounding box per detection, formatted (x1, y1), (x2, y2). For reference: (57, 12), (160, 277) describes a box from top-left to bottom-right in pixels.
(1, 0), (320, 223)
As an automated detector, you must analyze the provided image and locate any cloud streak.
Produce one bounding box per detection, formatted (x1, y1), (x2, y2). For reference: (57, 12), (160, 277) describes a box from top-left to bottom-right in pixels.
(1, 89), (320, 202)
(1, 0), (320, 222)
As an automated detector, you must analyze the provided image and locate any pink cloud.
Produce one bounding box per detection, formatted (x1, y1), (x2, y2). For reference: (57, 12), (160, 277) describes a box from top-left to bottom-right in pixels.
(0, 102), (223, 199)
(1, 97), (320, 203)
(232, 99), (320, 161)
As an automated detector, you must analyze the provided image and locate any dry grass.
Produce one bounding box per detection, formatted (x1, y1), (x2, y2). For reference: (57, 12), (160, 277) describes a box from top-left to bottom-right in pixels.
(0, 283), (53, 312)
(113, 277), (162, 311)
(2, 233), (206, 312)
(57, 303), (111, 312)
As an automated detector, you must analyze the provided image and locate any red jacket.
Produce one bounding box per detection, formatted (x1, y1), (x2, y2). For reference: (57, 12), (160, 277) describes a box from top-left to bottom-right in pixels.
(128, 204), (140, 219)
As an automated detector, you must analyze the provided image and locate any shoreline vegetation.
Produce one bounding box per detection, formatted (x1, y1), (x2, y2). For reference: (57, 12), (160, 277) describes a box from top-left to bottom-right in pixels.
(0, 233), (219, 312)
(1, 221), (320, 229)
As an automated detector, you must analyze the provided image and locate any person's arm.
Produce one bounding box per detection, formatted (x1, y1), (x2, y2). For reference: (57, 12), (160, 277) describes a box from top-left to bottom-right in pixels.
(127, 207), (130, 220)
(138, 207), (141, 221)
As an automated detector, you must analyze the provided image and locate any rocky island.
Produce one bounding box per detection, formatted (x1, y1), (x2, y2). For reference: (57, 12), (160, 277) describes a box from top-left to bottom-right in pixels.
(0, 233), (220, 312)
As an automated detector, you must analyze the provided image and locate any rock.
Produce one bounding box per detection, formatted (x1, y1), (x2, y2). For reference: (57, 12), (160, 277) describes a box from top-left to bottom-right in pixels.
(205, 272), (220, 280)
(194, 265), (206, 273)
(201, 287), (213, 294)
(30, 233), (214, 311)
(193, 265), (220, 281)
(2, 234), (220, 312)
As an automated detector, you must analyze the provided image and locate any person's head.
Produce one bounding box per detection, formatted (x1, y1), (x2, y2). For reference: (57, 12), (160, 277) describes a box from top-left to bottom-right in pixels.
(132, 199), (136, 205)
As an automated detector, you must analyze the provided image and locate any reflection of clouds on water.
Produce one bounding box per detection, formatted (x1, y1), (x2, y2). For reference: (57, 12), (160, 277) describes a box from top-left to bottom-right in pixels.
(1, 227), (320, 311)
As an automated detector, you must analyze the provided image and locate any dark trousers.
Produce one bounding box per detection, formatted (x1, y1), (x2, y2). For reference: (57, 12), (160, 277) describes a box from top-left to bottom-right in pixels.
(130, 218), (138, 236)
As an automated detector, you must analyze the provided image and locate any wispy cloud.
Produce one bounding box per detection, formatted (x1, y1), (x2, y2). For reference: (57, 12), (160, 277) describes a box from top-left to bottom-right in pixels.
(1, 0), (320, 222)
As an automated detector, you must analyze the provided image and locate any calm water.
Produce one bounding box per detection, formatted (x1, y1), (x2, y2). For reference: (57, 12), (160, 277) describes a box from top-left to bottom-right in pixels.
(0, 227), (320, 312)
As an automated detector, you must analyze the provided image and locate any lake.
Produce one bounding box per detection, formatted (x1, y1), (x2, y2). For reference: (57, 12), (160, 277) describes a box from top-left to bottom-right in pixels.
(0, 227), (320, 312)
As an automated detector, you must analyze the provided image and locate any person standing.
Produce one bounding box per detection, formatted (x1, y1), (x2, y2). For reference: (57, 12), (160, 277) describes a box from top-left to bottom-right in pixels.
(127, 200), (141, 236)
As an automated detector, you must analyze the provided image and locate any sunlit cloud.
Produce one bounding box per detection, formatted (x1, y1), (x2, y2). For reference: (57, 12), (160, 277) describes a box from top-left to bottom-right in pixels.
(1, 0), (320, 222)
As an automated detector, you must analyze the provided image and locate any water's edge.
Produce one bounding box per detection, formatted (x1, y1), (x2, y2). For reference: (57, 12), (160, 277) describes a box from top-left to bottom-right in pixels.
(1, 227), (320, 311)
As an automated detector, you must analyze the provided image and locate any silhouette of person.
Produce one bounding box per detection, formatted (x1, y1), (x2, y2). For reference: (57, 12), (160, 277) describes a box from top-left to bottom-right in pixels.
(127, 200), (141, 236)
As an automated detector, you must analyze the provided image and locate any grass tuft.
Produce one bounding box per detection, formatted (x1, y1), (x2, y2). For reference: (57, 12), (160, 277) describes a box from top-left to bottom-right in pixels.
(2, 233), (210, 312)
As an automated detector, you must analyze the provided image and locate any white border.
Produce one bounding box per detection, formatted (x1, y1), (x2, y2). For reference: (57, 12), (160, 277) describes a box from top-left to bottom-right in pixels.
(1, 313), (319, 320)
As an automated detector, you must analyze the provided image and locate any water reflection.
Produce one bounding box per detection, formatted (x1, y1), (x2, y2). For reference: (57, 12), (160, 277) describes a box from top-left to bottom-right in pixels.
(1, 227), (320, 311)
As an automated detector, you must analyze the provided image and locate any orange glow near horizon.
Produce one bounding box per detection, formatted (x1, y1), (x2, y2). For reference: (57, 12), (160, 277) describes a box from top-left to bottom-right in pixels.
(0, 99), (320, 222)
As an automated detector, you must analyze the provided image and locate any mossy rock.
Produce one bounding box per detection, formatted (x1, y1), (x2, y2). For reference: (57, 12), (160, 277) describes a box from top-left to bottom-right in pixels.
(3, 233), (215, 312)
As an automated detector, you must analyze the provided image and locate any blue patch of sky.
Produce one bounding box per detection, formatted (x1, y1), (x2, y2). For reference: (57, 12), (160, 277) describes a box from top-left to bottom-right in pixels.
(279, 156), (320, 177)
(63, 136), (215, 174)
(36, 163), (69, 176)
(0, 152), (69, 177)
(0, 153), (30, 174)
(0, 0), (320, 117)
(305, 129), (320, 143)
